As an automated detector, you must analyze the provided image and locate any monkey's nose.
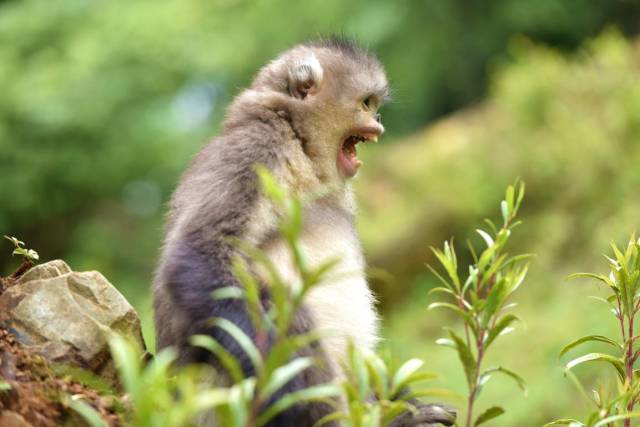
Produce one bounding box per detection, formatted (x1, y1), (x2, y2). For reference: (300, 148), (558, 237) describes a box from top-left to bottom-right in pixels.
(375, 113), (382, 123)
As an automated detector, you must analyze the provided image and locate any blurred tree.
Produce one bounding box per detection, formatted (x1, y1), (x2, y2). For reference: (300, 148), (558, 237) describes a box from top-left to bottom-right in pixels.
(0, 0), (638, 309)
(358, 30), (640, 309)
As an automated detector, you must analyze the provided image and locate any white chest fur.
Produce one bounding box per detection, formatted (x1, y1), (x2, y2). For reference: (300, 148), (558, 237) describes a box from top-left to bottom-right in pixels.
(262, 210), (379, 371)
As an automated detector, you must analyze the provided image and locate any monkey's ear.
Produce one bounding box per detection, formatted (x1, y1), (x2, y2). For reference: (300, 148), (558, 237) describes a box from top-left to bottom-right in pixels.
(288, 54), (323, 99)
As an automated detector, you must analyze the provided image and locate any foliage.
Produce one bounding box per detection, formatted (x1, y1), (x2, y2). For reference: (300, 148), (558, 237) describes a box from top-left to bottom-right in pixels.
(107, 334), (228, 427)
(427, 182), (529, 426)
(3, 235), (39, 263)
(327, 342), (455, 427)
(547, 236), (640, 427)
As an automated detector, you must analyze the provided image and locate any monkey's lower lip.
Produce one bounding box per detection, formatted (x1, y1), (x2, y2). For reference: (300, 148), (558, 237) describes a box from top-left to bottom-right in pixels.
(338, 134), (376, 178)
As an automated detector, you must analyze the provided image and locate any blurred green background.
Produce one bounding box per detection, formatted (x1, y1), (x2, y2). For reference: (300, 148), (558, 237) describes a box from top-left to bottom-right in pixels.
(1, 0), (640, 425)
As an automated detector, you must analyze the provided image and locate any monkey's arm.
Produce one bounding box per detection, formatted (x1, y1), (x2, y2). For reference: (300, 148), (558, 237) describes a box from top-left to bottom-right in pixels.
(159, 237), (259, 372)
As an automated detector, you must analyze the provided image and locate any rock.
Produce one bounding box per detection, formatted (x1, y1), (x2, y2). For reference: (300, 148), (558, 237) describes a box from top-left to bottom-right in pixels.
(0, 260), (145, 386)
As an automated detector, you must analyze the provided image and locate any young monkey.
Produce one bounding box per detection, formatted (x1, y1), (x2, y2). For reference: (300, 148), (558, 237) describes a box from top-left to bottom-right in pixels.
(153, 37), (455, 426)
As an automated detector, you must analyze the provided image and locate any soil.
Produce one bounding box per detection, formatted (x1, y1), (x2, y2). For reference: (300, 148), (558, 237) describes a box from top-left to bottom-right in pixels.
(0, 261), (122, 427)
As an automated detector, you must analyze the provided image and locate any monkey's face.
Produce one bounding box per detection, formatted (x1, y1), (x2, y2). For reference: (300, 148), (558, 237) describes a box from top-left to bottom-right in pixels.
(252, 42), (389, 184)
(335, 95), (385, 178)
(301, 49), (389, 183)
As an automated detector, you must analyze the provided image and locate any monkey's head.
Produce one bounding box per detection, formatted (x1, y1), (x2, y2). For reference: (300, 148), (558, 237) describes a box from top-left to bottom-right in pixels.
(251, 37), (389, 183)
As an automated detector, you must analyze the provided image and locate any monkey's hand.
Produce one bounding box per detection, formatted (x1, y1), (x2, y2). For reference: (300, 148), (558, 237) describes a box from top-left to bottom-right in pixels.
(388, 402), (456, 427)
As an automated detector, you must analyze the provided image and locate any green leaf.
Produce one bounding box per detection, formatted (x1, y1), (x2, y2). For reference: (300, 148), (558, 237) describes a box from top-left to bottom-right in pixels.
(474, 406), (505, 426)
(108, 334), (141, 394)
(593, 413), (640, 427)
(390, 358), (424, 397)
(435, 338), (455, 348)
(0, 380), (10, 392)
(211, 286), (244, 300)
(559, 335), (621, 357)
(430, 241), (461, 290)
(211, 318), (263, 375)
(568, 273), (616, 289)
(484, 314), (520, 349)
(225, 379), (253, 427)
(263, 331), (321, 379)
(428, 286), (457, 297)
(476, 229), (494, 248)
(255, 165), (286, 204)
(482, 366), (527, 395)
(381, 401), (414, 426)
(427, 264), (455, 290)
(363, 405), (382, 427)
(427, 302), (476, 333)
(193, 388), (230, 412)
(365, 352), (389, 400)
(256, 384), (341, 427)
(506, 184), (515, 212)
(231, 257), (265, 332)
(51, 364), (114, 395)
(515, 181), (525, 212)
(260, 357), (314, 401)
(565, 352), (625, 380)
(64, 395), (108, 427)
(347, 342), (370, 399)
(312, 412), (348, 427)
(500, 200), (509, 224)
(476, 241), (498, 273)
(480, 279), (507, 328)
(190, 334), (245, 383)
(543, 419), (584, 426)
(447, 329), (477, 390)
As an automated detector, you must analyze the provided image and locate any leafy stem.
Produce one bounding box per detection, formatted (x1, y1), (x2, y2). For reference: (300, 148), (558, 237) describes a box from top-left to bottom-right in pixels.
(429, 181), (529, 427)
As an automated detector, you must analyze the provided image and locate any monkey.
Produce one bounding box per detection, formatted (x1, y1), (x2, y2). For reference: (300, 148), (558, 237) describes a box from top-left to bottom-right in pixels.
(152, 37), (455, 427)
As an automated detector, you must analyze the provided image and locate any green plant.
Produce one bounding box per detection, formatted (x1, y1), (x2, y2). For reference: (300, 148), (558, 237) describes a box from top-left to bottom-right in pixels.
(427, 181), (529, 427)
(319, 342), (455, 427)
(4, 235), (39, 263)
(110, 334), (229, 427)
(547, 236), (640, 427)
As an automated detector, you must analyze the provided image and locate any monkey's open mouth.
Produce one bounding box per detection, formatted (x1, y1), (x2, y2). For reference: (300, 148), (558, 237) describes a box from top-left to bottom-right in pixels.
(338, 131), (379, 178)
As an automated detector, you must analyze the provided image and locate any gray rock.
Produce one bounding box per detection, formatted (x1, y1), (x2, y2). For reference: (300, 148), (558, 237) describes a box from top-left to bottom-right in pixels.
(0, 260), (145, 386)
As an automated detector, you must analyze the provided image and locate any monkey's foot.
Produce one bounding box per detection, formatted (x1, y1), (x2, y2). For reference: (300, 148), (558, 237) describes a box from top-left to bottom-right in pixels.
(388, 403), (456, 427)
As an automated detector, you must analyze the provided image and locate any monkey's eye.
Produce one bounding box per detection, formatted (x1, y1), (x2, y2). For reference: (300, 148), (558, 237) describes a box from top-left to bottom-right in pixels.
(362, 96), (375, 111)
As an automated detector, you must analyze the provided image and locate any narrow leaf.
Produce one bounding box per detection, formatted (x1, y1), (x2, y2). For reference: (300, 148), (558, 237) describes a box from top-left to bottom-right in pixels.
(543, 419), (584, 426)
(212, 318), (263, 374)
(484, 314), (520, 349)
(593, 413), (640, 427)
(474, 406), (505, 426)
(390, 358), (424, 397)
(260, 357), (314, 401)
(190, 334), (245, 383)
(565, 353), (625, 380)
(448, 330), (477, 389)
(559, 335), (621, 357)
(65, 396), (108, 427)
(256, 384), (341, 426)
